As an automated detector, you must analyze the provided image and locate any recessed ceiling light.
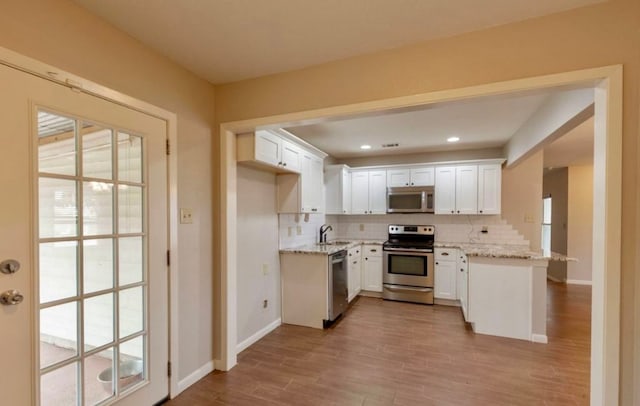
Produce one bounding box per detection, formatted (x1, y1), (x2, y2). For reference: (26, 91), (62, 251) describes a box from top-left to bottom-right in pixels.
(360, 144), (372, 150)
(447, 136), (460, 143)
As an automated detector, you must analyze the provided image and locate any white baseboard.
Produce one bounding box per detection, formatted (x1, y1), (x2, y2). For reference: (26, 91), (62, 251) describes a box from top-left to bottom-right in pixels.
(566, 279), (592, 285)
(546, 275), (564, 283)
(176, 360), (214, 395)
(236, 318), (281, 354)
(531, 334), (548, 344)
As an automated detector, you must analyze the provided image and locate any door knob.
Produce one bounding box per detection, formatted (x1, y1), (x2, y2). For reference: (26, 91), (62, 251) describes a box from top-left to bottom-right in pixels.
(0, 289), (24, 305)
(0, 259), (20, 275)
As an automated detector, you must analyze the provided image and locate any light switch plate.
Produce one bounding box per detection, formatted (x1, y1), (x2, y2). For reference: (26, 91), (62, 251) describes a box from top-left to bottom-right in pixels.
(359, 224), (365, 232)
(180, 208), (193, 224)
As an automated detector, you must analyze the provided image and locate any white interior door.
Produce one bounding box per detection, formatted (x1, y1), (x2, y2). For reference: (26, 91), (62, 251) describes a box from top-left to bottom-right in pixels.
(0, 63), (168, 405)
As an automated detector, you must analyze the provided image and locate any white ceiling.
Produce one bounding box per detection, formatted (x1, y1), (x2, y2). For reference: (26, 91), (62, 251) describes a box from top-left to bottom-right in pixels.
(543, 117), (594, 168)
(74, 0), (604, 84)
(284, 91), (554, 158)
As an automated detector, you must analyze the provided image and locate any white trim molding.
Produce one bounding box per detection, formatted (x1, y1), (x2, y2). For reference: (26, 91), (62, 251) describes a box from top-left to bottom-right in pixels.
(236, 318), (282, 354)
(531, 334), (549, 344)
(176, 360), (215, 395)
(567, 279), (593, 286)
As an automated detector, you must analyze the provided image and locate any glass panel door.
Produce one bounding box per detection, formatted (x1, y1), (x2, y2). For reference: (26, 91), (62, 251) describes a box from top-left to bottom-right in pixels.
(37, 110), (147, 406)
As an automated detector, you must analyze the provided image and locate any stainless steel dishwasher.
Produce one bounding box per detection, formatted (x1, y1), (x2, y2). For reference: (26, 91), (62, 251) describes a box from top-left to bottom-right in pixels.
(325, 249), (348, 327)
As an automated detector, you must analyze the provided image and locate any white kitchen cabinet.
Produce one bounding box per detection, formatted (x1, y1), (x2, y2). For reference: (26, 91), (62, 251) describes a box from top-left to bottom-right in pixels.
(347, 245), (362, 301)
(434, 248), (457, 300)
(362, 245), (382, 292)
(455, 165), (478, 214)
(237, 130), (302, 173)
(478, 164), (502, 215)
(350, 170), (387, 214)
(325, 165), (351, 214)
(277, 151), (324, 214)
(434, 166), (456, 214)
(387, 167), (434, 187)
(457, 252), (469, 321)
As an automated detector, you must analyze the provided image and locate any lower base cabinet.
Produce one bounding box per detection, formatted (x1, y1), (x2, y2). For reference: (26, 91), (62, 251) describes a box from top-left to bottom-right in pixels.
(348, 246), (362, 301)
(435, 248), (457, 300)
(362, 245), (383, 292)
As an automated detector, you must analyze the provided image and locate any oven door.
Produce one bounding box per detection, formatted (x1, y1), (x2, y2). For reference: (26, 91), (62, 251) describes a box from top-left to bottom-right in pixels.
(383, 248), (434, 287)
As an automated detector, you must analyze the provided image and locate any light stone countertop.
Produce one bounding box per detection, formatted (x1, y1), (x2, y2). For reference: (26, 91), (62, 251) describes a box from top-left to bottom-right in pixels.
(279, 239), (575, 261)
(279, 239), (385, 256)
(435, 242), (576, 261)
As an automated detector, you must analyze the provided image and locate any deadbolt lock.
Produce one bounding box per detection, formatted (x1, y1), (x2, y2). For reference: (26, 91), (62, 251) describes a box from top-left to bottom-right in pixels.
(0, 259), (20, 275)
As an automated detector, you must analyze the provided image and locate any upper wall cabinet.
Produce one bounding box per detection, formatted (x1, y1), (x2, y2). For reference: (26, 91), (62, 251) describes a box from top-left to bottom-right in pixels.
(351, 170), (386, 214)
(434, 162), (501, 215)
(237, 130), (301, 173)
(325, 165), (351, 214)
(387, 167), (434, 187)
(278, 151), (324, 214)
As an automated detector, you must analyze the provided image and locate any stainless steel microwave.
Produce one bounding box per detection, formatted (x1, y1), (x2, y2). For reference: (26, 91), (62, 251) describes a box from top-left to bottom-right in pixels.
(386, 186), (435, 213)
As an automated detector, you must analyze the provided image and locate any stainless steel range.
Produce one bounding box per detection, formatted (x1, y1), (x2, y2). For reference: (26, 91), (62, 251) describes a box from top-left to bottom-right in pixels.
(382, 224), (435, 305)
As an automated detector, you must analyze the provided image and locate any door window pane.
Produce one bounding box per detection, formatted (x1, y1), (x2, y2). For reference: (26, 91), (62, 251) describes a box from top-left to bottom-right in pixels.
(119, 336), (145, 391)
(82, 123), (113, 180)
(39, 241), (77, 303)
(118, 185), (143, 234)
(119, 237), (143, 286)
(38, 111), (76, 176)
(119, 287), (143, 339)
(85, 349), (115, 405)
(39, 178), (77, 238)
(84, 239), (114, 294)
(84, 293), (114, 351)
(83, 181), (114, 236)
(118, 132), (142, 183)
(41, 362), (78, 406)
(40, 302), (77, 369)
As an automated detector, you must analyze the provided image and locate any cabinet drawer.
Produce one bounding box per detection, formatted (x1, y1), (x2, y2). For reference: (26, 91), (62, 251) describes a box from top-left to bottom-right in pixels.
(435, 248), (457, 261)
(363, 245), (382, 257)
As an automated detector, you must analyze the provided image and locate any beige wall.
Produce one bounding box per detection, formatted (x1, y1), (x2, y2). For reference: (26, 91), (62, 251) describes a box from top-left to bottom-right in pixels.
(0, 0), (216, 381)
(214, 0), (640, 402)
(236, 166), (281, 346)
(568, 165), (595, 283)
(543, 168), (569, 281)
(502, 151), (543, 251)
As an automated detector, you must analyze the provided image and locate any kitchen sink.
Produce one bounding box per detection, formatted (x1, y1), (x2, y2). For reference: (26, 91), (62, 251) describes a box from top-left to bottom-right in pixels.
(317, 240), (352, 246)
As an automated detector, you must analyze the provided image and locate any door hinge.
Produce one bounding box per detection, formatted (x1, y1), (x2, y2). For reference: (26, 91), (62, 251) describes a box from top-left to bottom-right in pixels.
(166, 139), (170, 155)
(167, 250), (171, 266)
(167, 361), (172, 378)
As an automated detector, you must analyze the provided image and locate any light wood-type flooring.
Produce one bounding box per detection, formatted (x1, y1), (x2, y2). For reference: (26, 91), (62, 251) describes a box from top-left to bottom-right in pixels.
(165, 281), (591, 405)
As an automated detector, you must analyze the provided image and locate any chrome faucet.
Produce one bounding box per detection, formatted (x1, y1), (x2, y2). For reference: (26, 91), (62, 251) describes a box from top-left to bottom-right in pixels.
(319, 224), (333, 243)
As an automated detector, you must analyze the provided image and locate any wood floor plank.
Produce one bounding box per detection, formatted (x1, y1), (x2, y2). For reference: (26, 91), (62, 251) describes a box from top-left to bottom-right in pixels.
(165, 281), (590, 405)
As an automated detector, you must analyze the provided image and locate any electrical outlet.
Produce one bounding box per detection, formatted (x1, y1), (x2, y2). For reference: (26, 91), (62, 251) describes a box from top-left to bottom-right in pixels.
(296, 225), (302, 235)
(287, 226), (292, 237)
(262, 264), (269, 275)
(359, 224), (365, 232)
(180, 208), (193, 224)
(263, 299), (268, 309)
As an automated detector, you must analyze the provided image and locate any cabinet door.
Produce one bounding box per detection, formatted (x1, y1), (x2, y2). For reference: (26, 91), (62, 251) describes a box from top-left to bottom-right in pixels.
(368, 170), (387, 214)
(311, 154), (324, 212)
(478, 164), (501, 215)
(410, 167), (434, 186)
(254, 130), (281, 167)
(387, 169), (411, 187)
(300, 154), (313, 213)
(342, 169), (351, 214)
(434, 260), (457, 299)
(435, 166), (456, 214)
(281, 139), (302, 172)
(351, 171), (370, 214)
(455, 165), (478, 214)
(363, 255), (383, 292)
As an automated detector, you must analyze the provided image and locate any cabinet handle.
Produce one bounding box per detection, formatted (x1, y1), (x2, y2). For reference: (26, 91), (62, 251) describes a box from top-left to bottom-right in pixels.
(278, 161), (282, 165)
(451, 210), (454, 214)
(460, 268), (464, 272)
(353, 261), (357, 264)
(436, 262), (439, 265)
(411, 182), (414, 185)
(442, 252), (449, 256)
(405, 183), (409, 186)
(283, 162), (287, 167)
(365, 258), (368, 261)
(457, 210), (460, 213)
(371, 249), (377, 252)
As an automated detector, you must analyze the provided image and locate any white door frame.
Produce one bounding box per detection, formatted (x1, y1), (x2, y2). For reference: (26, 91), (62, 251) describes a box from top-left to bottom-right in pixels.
(0, 46), (182, 399)
(219, 65), (623, 406)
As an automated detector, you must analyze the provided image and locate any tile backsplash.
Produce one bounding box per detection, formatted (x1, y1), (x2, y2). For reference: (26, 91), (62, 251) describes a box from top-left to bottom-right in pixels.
(279, 212), (529, 248)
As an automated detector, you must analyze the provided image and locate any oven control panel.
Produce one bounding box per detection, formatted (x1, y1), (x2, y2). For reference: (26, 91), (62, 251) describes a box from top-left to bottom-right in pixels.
(388, 225), (435, 235)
